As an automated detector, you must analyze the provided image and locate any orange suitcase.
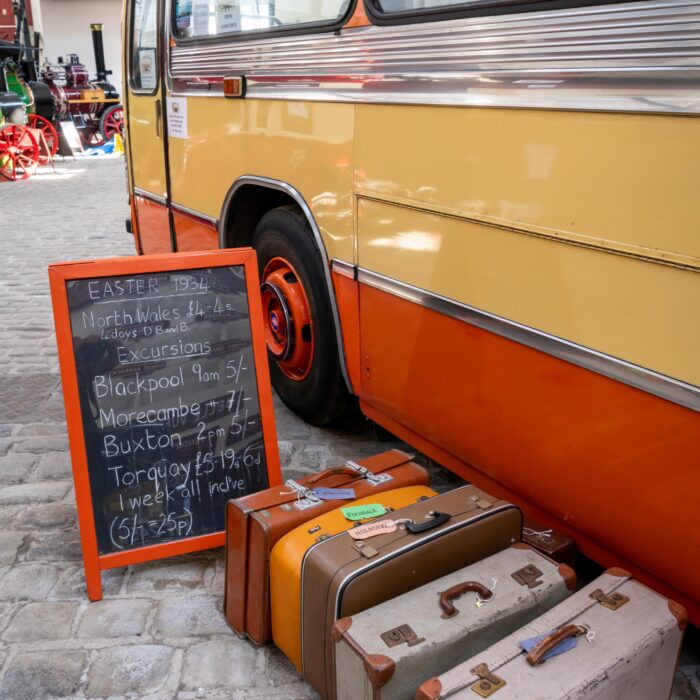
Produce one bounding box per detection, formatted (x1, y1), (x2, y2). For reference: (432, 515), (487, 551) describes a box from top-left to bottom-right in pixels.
(270, 485), (437, 670)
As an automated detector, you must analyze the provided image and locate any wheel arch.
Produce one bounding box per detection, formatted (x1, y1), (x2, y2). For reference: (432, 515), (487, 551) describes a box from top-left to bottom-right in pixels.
(219, 175), (353, 395)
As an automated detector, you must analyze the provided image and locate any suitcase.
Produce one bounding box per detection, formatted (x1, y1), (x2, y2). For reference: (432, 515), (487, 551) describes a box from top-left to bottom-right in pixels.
(332, 543), (576, 700)
(298, 485), (523, 699)
(522, 518), (576, 567)
(417, 568), (687, 700)
(224, 449), (429, 644)
(271, 485), (438, 672)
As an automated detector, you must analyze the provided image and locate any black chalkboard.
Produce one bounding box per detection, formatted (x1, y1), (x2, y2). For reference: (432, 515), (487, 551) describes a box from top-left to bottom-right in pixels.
(65, 265), (273, 555)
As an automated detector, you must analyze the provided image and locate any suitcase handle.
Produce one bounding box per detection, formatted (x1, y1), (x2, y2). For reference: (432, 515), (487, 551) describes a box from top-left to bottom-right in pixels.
(405, 511), (451, 534)
(525, 623), (588, 666)
(305, 467), (364, 485)
(439, 581), (494, 618)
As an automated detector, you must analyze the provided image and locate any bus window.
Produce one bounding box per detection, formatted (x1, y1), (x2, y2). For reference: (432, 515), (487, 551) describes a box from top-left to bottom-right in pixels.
(130, 0), (159, 93)
(367, 0), (604, 21)
(173, 0), (353, 39)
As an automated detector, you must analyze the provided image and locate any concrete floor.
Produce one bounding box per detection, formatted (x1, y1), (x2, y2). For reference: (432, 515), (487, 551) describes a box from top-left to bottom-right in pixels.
(0, 158), (697, 699)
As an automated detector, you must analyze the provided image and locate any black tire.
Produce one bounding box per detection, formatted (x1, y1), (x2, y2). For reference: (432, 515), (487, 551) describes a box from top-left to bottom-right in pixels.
(252, 205), (354, 426)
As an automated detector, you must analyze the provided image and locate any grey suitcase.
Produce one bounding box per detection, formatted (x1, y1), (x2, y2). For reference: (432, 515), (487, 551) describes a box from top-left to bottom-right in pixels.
(332, 543), (576, 700)
(417, 567), (687, 700)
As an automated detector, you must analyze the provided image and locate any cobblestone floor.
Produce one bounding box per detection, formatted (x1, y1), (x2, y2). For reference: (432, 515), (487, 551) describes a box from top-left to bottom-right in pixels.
(0, 158), (697, 699)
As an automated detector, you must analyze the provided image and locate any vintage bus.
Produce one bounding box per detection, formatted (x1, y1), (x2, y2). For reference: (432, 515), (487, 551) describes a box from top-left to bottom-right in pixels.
(122, 0), (700, 621)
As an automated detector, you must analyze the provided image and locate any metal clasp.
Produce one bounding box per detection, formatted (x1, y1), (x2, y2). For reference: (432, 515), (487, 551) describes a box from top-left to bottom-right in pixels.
(470, 664), (506, 697)
(285, 479), (322, 510)
(345, 461), (393, 486)
(352, 541), (378, 559)
(590, 589), (629, 611)
(511, 565), (544, 589)
(380, 624), (425, 648)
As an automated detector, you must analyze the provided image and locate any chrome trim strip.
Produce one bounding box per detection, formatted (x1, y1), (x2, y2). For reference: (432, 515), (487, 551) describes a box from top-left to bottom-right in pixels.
(133, 187), (168, 206)
(171, 201), (218, 227)
(170, 0), (700, 113)
(219, 176), (352, 393)
(358, 267), (700, 412)
(331, 259), (356, 280)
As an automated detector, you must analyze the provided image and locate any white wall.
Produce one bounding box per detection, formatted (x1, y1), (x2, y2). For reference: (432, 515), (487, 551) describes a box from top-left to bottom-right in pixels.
(39, 0), (123, 96)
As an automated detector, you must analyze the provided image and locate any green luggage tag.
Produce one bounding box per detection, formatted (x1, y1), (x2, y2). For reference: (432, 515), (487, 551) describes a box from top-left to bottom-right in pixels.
(340, 503), (387, 521)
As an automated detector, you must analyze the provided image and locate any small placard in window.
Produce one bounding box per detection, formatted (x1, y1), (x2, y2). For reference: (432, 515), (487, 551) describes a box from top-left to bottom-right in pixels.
(139, 49), (157, 90)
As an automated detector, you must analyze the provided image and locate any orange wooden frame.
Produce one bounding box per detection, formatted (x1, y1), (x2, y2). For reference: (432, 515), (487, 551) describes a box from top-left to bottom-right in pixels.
(48, 248), (282, 601)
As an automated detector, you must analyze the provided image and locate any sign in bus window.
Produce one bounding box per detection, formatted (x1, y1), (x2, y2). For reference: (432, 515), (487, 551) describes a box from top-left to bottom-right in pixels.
(173, 0), (352, 38)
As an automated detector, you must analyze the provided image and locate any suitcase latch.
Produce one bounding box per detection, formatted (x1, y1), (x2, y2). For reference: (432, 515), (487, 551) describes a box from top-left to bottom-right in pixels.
(469, 495), (493, 510)
(345, 461), (394, 486)
(380, 624), (425, 648)
(511, 565), (543, 589)
(352, 541), (378, 558)
(470, 664), (506, 697)
(590, 589), (629, 611)
(285, 480), (322, 510)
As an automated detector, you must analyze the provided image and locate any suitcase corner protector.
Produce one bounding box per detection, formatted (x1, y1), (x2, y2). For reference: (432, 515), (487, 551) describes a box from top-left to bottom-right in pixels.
(416, 677), (442, 700)
(558, 563), (577, 590)
(668, 600), (688, 631)
(332, 616), (353, 642)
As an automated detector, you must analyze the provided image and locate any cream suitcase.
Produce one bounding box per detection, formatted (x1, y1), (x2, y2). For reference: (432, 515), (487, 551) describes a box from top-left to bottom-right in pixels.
(417, 568), (687, 700)
(332, 544), (576, 700)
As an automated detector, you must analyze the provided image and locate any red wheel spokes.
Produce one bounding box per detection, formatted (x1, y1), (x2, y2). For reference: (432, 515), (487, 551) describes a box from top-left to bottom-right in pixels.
(0, 125), (39, 180)
(27, 114), (59, 162)
(104, 107), (124, 139)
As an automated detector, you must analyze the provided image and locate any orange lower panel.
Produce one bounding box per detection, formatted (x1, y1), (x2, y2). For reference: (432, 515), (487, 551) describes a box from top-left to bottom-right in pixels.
(359, 284), (700, 623)
(173, 209), (218, 252)
(331, 271), (362, 393)
(134, 195), (172, 254)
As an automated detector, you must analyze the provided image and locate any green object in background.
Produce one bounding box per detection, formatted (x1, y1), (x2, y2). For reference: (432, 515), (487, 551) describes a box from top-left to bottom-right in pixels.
(2, 60), (34, 114)
(340, 503), (388, 521)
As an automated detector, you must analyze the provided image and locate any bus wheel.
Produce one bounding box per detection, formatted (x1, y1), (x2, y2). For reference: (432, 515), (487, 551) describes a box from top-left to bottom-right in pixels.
(252, 205), (352, 426)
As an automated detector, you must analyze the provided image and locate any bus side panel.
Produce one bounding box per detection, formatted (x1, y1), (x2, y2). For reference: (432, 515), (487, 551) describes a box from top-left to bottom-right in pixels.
(166, 98), (355, 263)
(357, 281), (700, 620)
(172, 210), (218, 252)
(133, 195), (172, 254)
(356, 199), (699, 386)
(331, 270), (362, 393)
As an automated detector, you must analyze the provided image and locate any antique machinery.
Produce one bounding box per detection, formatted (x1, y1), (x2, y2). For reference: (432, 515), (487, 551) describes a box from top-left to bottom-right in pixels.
(0, 40), (40, 178)
(40, 23), (123, 147)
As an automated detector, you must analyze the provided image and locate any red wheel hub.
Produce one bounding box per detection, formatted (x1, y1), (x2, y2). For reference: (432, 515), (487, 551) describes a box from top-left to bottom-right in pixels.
(260, 258), (314, 381)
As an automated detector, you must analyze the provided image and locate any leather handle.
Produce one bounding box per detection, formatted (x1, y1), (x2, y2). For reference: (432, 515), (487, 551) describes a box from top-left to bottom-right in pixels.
(439, 581), (493, 618)
(406, 511), (451, 534)
(526, 624), (586, 666)
(305, 467), (363, 485)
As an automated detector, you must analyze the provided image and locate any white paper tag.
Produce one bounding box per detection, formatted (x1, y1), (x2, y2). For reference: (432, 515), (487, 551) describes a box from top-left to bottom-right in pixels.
(348, 520), (398, 540)
(166, 97), (188, 139)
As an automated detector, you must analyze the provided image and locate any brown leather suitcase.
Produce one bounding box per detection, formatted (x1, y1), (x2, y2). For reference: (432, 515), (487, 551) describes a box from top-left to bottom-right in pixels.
(522, 518), (576, 567)
(299, 485), (522, 699)
(224, 449), (429, 644)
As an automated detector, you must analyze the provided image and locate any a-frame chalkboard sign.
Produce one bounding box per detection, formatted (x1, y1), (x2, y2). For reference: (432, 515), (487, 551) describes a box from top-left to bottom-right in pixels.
(49, 249), (281, 600)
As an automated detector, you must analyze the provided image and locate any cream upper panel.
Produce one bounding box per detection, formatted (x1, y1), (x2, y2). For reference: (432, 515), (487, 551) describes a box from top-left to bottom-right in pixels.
(355, 105), (700, 265)
(167, 97), (355, 261)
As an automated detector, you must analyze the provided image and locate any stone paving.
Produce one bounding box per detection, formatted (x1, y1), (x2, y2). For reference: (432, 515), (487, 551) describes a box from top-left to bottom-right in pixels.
(0, 158), (697, 699)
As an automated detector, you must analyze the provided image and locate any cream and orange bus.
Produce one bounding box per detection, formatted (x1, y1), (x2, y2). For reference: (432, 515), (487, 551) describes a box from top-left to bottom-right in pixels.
(122, 0), (700, 621)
